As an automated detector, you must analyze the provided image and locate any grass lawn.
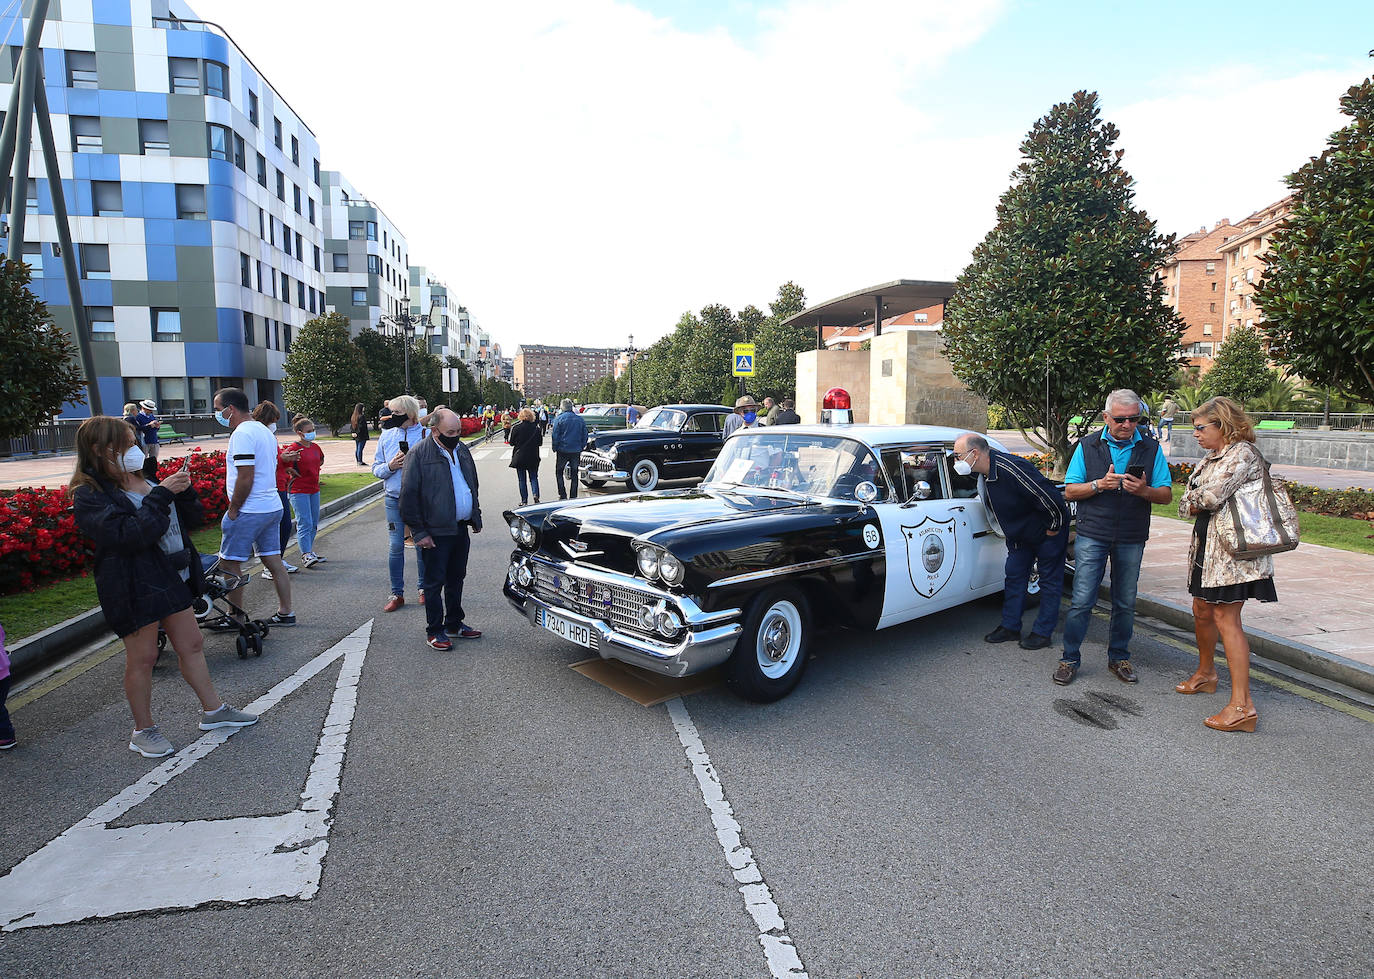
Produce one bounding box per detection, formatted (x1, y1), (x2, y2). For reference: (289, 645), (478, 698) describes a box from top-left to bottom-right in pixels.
(0, 474), (377, 643)
(1151, 483), (1374, 556)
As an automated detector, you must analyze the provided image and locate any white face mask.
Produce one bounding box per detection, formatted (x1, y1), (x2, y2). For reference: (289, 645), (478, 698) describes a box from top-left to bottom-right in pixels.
(953, 454), (973, 477)
(267, 422), (278, 434)
(121, 445), (147, 473)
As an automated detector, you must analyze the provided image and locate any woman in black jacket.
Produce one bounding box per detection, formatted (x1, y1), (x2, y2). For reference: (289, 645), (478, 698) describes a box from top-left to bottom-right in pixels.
(70, 416), (258, 759)
(351, 401), (370, 466)
(508, 408), (543, 505)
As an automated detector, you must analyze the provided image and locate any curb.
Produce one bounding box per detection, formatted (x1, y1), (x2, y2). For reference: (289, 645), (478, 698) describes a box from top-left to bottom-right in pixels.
(7, 480), (384, 677)
(1123, 587), (1374, 698)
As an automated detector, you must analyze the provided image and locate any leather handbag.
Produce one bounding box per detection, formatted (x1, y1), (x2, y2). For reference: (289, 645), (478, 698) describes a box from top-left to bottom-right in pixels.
(1217, 448), (1300, 559)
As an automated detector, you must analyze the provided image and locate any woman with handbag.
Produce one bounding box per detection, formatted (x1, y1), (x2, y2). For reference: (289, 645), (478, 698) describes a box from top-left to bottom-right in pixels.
(508, 407), (543, 505)
(1177, 397), (1280, 732)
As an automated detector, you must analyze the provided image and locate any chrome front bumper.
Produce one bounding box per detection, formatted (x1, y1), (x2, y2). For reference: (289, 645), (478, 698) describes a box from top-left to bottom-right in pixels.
(503, 559), (742, 678)
(578, 451), (625, 481)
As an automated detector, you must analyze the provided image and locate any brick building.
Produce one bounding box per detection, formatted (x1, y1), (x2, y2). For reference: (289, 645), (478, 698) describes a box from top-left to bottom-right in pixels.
(514, 345), (619, 399)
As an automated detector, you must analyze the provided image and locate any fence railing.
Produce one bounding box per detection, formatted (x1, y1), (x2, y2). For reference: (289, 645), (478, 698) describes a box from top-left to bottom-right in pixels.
(1248, 412), (1374, 431)
(1, 414), (226, 458)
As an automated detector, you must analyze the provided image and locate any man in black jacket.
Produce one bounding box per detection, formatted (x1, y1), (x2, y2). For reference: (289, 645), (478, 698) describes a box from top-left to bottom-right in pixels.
(952, 433), (1071, 651)
(400, 409), (483, 651)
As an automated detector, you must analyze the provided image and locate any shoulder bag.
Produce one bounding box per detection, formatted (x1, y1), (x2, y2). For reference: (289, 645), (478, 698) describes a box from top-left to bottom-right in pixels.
(1216, 445), (1300, 558)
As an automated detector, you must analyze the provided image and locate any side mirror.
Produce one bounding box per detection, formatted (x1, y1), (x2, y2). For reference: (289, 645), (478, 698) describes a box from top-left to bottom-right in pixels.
(912, 479), (933, 500)
(854, 481), (879, 503)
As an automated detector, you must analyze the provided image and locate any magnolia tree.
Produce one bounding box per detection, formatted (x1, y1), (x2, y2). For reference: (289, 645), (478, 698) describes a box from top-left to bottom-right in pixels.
(0, 258), (87, 437)
(283, 313), (375, 433)
(943, 91), (1183, 475)
(1203, 324), (1274, 404)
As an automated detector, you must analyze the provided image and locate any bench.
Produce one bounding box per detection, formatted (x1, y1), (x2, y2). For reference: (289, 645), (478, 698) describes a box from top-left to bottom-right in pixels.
(1255, 420), (1296, 431)
(156, 423), (188, 444)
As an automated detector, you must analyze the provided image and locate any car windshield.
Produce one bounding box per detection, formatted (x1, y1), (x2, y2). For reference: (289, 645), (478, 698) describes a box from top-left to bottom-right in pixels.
(704, 431), (888, 501)
(636, 407), (685, 430)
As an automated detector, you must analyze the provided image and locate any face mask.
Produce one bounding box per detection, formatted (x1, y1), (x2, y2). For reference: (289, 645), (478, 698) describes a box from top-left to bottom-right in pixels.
(743, 411), (757, 424)
(267, 422), (278, 434)
(953, 457), (973, 477)
(215, 408), (231, 428)
(120, 445), (147, 473)
(436, 433), (461, 450)
(302, 431), (316, 441)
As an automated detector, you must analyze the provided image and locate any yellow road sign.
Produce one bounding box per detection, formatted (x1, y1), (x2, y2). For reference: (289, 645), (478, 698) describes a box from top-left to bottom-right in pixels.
(732, 342), (756, 376)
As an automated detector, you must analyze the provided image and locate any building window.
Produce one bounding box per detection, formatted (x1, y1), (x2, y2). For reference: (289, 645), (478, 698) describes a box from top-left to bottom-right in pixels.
(233, 133), (246, 170)
(80, 243), (110, 279)
(203, 61), (228, 99)
(281, 271), (289, 297)
(351, 287), (367, 305)
(256, 153), (267, 187)
(1205, 261), (1215, 274)
(290, 134), (299, 165)
(1211, 281), (1217, 292)
(258, 207), (265, 239)
(169, 57), (200, 94)
(297, 280), (306, 308)
(308, 288), (316, 314)
(20, 241), (43, 275)
(175, 184), (205, 220)
(295, 232), (302, 257)
(86, 305), (115, 341)
(243, 311), (255, 345)
(348, 220), (365, 240)
(313, 158), (320, 185)
(153, 308), (181, 341)
(256, 260), (264, 292)
(1203, 324), (1213, 336)
(248, 91), (259, 126)
(365, 221), (377, 241)
(1245, 268), (1255, 284)
(282, 230), (290, 257)
(273, 117), (282, 149)
(383, 230), (388, 249)
(313, 244), (321, 272)
(293, 184), (301, 214)
(275, 169), (285, 201)
(66, 50), (97, 88)
(272, 320), (280, 350)
(284, 322), (293, 353)
(139, 119), (169, 155)
(70, 115), (101, 153)
(333, 253), (349, 272)
(207, 123), (231, 161)
(92, 180), (122, 215)
(367, 255), (381, 275)
(240, 252), (251, 287)
(308, 198), (315, 225)
(1209, 302), (1216, 313)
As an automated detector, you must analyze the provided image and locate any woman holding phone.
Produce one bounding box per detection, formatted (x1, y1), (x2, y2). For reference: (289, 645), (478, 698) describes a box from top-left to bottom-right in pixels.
(371, 395), (427, 611)
(71, 417), (257, 758)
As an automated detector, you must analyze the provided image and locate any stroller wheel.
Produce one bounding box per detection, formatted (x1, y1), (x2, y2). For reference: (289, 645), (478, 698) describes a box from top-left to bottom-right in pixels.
(253, 620), (270, 638)
(250, 635), (264, 657)
(235, 635), (249, 659)
(157, 630), (168, 652)
(191, 596), (212, 620)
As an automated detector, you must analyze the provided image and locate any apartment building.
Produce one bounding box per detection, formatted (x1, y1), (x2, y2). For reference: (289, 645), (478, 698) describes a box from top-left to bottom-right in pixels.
(321, 170), (408, 337)
(514, 345), (619, 399)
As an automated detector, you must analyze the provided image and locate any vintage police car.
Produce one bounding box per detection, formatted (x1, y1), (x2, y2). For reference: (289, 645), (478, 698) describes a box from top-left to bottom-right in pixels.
(506, 424), (1060, 702)
(579, 403), (732, 492)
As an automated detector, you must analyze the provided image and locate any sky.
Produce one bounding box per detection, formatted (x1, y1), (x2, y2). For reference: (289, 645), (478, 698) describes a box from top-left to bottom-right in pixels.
(189, 0), (1374, 352)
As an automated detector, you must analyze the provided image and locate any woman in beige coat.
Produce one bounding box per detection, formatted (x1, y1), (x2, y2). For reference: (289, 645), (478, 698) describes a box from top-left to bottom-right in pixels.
(1176, 396), (1277, 732)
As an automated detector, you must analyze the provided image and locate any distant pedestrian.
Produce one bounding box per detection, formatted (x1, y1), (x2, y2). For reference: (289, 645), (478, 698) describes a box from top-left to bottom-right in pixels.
(285, 417), (326, 567)
(551, 398), (588, 500)
(627, 403), (640, 426)
(373, 395), (429, 612)
(212, 388), (296, 630)
(400, 409), (483, 650)
(252, 401), (297, 578)
(502, 410), (514, 443)
(723, 395), (759, 438)
(135, 399), (161, 463)
(1159, 397), (1178, 442)
(0, 622), (14, 750)
(762, 397), (778, 426)
(1177, 397), (1278, 733)
(351, 402), (370, 465)
(537, 403), (550, 436)
(70, 415), (258, 758)
(773, 398), (801, 425)
(509, 407), (543, 505)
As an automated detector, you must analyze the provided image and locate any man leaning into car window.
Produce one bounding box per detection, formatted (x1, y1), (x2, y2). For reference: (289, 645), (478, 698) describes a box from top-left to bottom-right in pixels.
(952, 433), (1070, 653)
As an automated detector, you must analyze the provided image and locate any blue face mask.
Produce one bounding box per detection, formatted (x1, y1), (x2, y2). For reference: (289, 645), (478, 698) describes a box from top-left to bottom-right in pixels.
(302, 431), (316, 441)
(743, 411), (757, 424)
(215, 408), (231, 428)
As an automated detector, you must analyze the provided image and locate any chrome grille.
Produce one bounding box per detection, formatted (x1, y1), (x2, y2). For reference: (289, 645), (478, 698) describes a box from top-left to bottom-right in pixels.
(532, 563), (659, 639)
(581, 450), (612, 471)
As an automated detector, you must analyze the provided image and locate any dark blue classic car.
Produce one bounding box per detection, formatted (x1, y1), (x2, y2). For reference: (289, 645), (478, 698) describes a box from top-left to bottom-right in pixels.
(579, 403), (732, 492)
(506, 425), (1058, 701)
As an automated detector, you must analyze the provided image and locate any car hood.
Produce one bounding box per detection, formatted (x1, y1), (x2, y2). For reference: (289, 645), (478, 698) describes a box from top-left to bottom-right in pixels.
(544, 487), (805, 538)
(585, 428), (680, 450)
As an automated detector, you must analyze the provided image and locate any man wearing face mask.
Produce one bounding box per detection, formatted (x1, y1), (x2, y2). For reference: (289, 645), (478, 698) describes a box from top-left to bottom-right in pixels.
(399, 409), (482, 651)
(952, 433), (1070, 651)
(723, 395), (760, 438)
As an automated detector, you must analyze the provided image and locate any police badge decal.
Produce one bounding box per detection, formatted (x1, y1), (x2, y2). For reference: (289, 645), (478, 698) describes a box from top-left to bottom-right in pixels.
(901, 516), (957, 597)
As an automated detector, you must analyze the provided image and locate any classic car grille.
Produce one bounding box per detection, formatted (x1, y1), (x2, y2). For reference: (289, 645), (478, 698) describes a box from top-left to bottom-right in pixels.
(581, 450), (613, 473)
(532, 564), (659, 639)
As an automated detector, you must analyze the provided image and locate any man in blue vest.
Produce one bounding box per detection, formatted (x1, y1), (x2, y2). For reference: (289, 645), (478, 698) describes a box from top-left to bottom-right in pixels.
(1056, 389), (1173, 685)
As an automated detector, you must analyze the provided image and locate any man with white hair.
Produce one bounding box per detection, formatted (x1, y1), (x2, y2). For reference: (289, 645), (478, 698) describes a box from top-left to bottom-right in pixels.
(1054, 388), (1173, 686)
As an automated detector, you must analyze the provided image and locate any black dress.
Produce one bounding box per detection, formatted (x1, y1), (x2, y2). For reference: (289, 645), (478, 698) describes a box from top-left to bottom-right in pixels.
(1188, 511), (1278, 604)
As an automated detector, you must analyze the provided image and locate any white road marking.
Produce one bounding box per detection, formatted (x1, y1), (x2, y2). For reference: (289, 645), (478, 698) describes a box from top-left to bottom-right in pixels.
(666, 698), (809, 978)
(0, 620), (373, 932)
(473, 449), (495, 460)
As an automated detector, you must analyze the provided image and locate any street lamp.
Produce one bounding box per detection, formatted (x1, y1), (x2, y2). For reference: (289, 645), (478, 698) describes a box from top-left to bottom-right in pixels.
(626, 333), (636, 410)
(383, 296), (439, 395)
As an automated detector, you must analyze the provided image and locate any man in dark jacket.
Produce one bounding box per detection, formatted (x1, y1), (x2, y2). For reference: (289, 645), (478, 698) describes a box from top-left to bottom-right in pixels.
(400, 409), (483, 651)
(773, 398), (801, 425)
(550, 398), (588, 500)
(953, 433), (1071, 651)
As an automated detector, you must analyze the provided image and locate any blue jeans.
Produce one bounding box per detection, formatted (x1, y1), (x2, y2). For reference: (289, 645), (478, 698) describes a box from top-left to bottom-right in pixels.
(555, 452), (580, 498)
(355, 439), (366, 464)
(420, 529), (471, 639)
(516, 466), (540, 504)
(277, 489), (293, 552)
(290, 492), (321, 555)
(384, 495), (426, 599)
(1002, 531), (1068, 638)
(1061, 534), (1145, 665)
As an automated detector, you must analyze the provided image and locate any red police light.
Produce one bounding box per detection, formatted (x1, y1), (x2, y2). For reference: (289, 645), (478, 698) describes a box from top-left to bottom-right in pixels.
(822, 387), (851, 410)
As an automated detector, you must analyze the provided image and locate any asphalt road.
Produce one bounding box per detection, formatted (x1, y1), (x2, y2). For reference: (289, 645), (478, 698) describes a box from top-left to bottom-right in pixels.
(2, 448), (1372, 978)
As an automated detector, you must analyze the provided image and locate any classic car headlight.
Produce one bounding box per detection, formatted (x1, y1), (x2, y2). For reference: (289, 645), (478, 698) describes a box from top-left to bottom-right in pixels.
(655, 607), (683, 637)
(636, 546), (660, 579)
(658, 552), (685, 586)
(516, 562), (534, 588)
(507, 516), (536, 547)
(507, 517), (521, 542)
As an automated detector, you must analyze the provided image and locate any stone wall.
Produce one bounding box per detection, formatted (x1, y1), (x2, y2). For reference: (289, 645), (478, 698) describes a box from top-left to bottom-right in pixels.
(868, 331), (988, 431)
(1166, 431), (1374, 472)
(795, 349), (870, 423)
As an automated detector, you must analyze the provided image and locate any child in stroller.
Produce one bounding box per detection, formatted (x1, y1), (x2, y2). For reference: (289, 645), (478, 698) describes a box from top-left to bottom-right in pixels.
(160, 555), (270, 659)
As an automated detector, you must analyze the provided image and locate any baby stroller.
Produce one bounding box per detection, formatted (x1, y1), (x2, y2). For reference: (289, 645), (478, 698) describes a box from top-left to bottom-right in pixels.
(158, 555), (270, 659)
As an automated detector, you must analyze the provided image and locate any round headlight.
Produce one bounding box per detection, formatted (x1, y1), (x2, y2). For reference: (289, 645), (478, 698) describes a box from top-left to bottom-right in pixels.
(507, 518), (521, 542)
(508, 561), (520, 583)
(659, 552), (685, 586)
(655, 607), (683, 637)
(636, 547), (660, 579)
(516, 563), (534, 587)
(638, 604), (657, 630)
(517, 520), (536, 546)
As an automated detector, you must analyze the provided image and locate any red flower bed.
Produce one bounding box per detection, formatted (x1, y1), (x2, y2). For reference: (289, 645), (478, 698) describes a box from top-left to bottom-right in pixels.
(0, 449), (228, 596)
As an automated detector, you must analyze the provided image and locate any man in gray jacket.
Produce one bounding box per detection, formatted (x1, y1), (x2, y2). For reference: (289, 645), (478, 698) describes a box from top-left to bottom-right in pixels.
(400, 409), (483, 650)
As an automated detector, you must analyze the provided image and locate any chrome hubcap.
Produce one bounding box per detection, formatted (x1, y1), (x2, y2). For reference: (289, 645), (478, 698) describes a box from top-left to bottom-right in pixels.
(762, 616), (791, 662)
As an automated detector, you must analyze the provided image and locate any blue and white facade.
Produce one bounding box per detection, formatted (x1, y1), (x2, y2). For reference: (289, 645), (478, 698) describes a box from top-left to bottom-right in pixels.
(321, 169), (409, 338)
(2, 0), (328, 415)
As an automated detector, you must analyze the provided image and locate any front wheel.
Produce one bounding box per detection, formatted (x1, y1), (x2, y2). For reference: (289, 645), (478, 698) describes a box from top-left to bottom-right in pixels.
(628, 458), (660, 492)
(726, 585), (811, 702)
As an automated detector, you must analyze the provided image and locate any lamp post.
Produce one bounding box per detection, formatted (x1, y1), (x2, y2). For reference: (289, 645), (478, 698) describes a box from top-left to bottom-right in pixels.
(384, 296), (439, 396)
(626, 334), (636, 409)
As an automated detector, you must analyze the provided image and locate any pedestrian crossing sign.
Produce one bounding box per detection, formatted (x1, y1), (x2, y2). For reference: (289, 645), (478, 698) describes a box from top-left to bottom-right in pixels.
(733, 343), (756, 376)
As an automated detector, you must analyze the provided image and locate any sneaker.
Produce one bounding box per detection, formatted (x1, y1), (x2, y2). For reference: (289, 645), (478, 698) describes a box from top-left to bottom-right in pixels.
(0, 737), (16, 750)
(984, 625), (1020, 643)
(200, 703), (260, 730)
(310, 553), (326, 564)
(260, 567), (274, 581)
(204, 616), (245, 633)
(1052, 661), (1078, 686)
(418, 589), (426, 606)
(129, 726), (175, 758)
(383, 595), (405, 612)
(268, 611), (296, 627)
(427, 634), (453, 651)
(302, 553), (322, 568)
(283, 561), (299, 574)
(454, 624), (482, 640)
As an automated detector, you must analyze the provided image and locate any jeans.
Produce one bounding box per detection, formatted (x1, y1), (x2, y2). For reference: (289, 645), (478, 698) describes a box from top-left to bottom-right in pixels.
(516, 466), (541, 504)
(1160, 419), (1173, 439)
(420, 529), (471, 638)
(290, 492), (321, 555)
(384, 494), (426, 598)
(1002, 531), (1068, 638)
(355, 439), (367, 464)
(1061, 534), (1146, 665)
(555, 452), (580, 499)
(0, 676), (13, 741)
(277, 490), (293, 552)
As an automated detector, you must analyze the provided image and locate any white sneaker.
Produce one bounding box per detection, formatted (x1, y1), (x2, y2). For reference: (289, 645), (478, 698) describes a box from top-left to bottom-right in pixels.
(284, 561), (299, 574)
(260, 567), (273, 580)
(302, 553), (322, 568)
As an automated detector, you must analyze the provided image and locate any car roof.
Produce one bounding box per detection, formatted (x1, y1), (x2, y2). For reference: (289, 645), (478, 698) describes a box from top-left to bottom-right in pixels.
(732, 423), (1007, 451)
(653, 404), (731, 412)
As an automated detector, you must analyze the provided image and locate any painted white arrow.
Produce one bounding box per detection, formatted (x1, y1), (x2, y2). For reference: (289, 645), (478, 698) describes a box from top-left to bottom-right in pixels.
(0, 619), (373, 932)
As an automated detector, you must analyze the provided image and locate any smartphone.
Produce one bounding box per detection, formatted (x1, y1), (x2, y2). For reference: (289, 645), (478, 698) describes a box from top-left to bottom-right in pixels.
(1126, 464), (1146, 480)
(398, 441), (409, 454)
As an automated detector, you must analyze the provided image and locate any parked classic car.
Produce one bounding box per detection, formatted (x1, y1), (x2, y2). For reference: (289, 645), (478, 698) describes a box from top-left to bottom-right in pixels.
(505, 424), (1067, 702)
(579, 403), (732, 492)
(578, 403), (645, 436)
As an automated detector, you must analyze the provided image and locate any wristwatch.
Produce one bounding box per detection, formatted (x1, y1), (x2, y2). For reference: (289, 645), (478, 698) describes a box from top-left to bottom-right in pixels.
(1090, 479), (1100, 494)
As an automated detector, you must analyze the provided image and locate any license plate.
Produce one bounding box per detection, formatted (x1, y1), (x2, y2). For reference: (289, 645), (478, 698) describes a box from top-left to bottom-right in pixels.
(539, 607), (593, 648)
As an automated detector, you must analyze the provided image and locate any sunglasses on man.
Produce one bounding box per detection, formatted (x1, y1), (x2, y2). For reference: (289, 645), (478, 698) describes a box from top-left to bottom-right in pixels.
(1108, 414), (1141, 424)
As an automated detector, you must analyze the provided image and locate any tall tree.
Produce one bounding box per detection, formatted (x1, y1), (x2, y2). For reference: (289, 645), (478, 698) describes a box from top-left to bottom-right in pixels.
(353, 327), (404, 405)
(0, 257), (87, 437)
(943, 91), (1183, 474)
(1202, 325), (1274, 405)
(1257, 65), (1374, 405)
(753, 281), (811, 401)
(283, 313), (375, 433)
